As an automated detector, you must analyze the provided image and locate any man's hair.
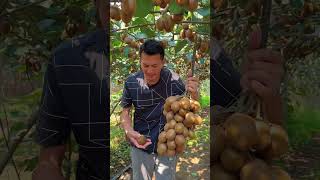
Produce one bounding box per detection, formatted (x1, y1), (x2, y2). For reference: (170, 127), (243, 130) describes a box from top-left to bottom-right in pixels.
(139, 39), (165, 60)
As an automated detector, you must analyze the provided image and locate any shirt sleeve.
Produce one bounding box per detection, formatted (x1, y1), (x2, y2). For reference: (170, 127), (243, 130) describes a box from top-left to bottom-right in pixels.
(120, 80), (133, 108)
(35, 61), (71, 147)
(210, 50), (242, 107)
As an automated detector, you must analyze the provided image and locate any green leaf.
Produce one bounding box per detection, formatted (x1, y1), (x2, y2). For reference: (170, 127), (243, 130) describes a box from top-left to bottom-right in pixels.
(134, 0), (153, 18)
(291, 0), (304, 8)
(37, 19), (56, 31)
(132, 17), (148, 26)
(141, 27), (156, 38)
(196, 7), (210, 17)
(169, 0), (185, 14)
(175, 40), (187, 53)
(124, 47), (130, 57)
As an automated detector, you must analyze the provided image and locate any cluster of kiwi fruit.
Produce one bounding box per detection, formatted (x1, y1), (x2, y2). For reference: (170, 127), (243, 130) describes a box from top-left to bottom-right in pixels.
(153, 0), (171, 8)
(176, 0), (199, 11)
(212, 112), (291, 180)
(156, 95), (203, 156)
(156, 14), (176, 32)
(120, 34), (140, 59)
(110, 0), (136, 24)
(179, 23), (197, 42)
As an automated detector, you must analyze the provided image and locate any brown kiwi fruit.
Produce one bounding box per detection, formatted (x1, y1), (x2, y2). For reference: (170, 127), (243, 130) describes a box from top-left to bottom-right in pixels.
(179, 97), (191, 110)
(183, 127), (189, 137)
(156, 17), (165, 31)
(185, 29), (193, 39)
(187, 0), (198, 11)
(240, 159), (273, 180)
(166, 111), (175, 122)
(166, 149), (176, 156)
(153, 0), (162, 6)
(171, 101), (181, 113)
(224, 113), (258, 151)
(190, 99), (201, 112)
(175, 123), (185, 134)
(158, 131), (167, 143)
(176, 0), (187, 6)
(175, 135), (186, 146)
(211, 125), (225, 162)
(271, 166), (291, 180)
(164, 123), (170, 131)
(166, 129), (176, 141)
(182, 23), (189, 30)
(220, 147), (248, 173)
(167, 140), (176, 150)
(176, 144), (185, 153)
(110, 6), (121, 21)
(168, 120), (177, 129)
(179, 108), (187, 117)
(137, 135), (147, 145)
(180, 29), (186, 39)
(211, 164), (238, 180)
(193, 114), (203, 125)
(157, 143), (167, 155)
(174, 114), (184, 123)
(255, 120), (271, 150)
(171, 14), (184, 23)
(165, 96), (179, 107)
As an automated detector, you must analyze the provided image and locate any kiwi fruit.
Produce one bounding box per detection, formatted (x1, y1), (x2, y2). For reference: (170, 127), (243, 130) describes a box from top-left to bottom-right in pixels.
(167, 140), (176, 150)
(166, 129), (176, 141)
(176, 0), (187, 5)
(158, 131), (167, 143)
(153, 0), (162, 6)
(211, 125), (225, 162)
(271, 166), (291, 180)
(179, 97), (191, 110)
(193, 114), (203, 125)
(166, 149), (176, 156)
(224, 113), (258, 151)
(211, 164), (238, 180)
(171, 14), (184, 23)
(157, 143), (167, 155)
(171, 101), (181, 113)
(175, 123), (185, 134)
(174, 114), (184, 122)
(168, 119), (177, 129)
(182, 23), (189, 30)
(156, 17), (165, 31)
(137, 135), (147, 145)
(190, 100), (201, 112)
(180, 29), (186, 39)
(240, 159), (273, 180)
(110, 6), (121, 21)
(220, 147), (248, 173)
(179, 108), (187, 117)
(176, 144), (185, 153)
(185, 29), (193, 39)
(255, 120), (271, 150)
(188, 0), (198, 11)
(166, 111), (175, 122)
(175, 135), (186, 146)
(164, 123), (170, 131)
(165, 96), (179, 107)
(183, 127), (189, 137)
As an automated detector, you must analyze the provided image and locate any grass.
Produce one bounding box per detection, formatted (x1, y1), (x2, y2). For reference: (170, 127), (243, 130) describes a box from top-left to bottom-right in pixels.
(286, 106), (320, 149)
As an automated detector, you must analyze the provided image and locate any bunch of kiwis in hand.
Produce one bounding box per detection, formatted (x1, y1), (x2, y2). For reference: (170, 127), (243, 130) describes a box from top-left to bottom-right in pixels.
(157, 95), (203, 156)
(211, 111), (291, 180)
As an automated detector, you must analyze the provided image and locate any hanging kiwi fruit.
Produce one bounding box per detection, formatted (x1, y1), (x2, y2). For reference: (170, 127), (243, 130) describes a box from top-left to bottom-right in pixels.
(156, 95), (203, 156)
(210, 94), (291, 179)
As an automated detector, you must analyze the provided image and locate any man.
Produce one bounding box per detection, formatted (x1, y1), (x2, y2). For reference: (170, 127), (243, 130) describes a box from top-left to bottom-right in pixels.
(120, 39), (200, 180)
(211, 26), (284, 124)
(32, 0), (109, 180)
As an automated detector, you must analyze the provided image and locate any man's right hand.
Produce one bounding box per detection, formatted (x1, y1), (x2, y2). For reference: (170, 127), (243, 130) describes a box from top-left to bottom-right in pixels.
(125, 130), (152, 149)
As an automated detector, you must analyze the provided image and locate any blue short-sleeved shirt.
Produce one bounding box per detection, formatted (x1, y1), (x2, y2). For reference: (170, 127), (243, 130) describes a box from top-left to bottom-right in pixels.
(121, 67), (185, 153)
(35, 29), (109, 180)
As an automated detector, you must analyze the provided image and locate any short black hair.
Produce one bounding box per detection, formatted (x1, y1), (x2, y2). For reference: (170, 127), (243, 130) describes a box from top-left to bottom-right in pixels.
(139, 39), (165, 60)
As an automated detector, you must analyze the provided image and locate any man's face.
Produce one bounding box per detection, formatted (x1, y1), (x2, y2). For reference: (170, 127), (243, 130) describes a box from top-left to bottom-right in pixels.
(140, 52), (165, 86)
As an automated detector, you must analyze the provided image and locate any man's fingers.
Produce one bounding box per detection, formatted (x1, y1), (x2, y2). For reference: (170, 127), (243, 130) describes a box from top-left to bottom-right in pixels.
(248, 25), (262, 50)
(248, 61), (283, 76)
(247, 49), (283, 64)
(250, 80), (271, 100)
